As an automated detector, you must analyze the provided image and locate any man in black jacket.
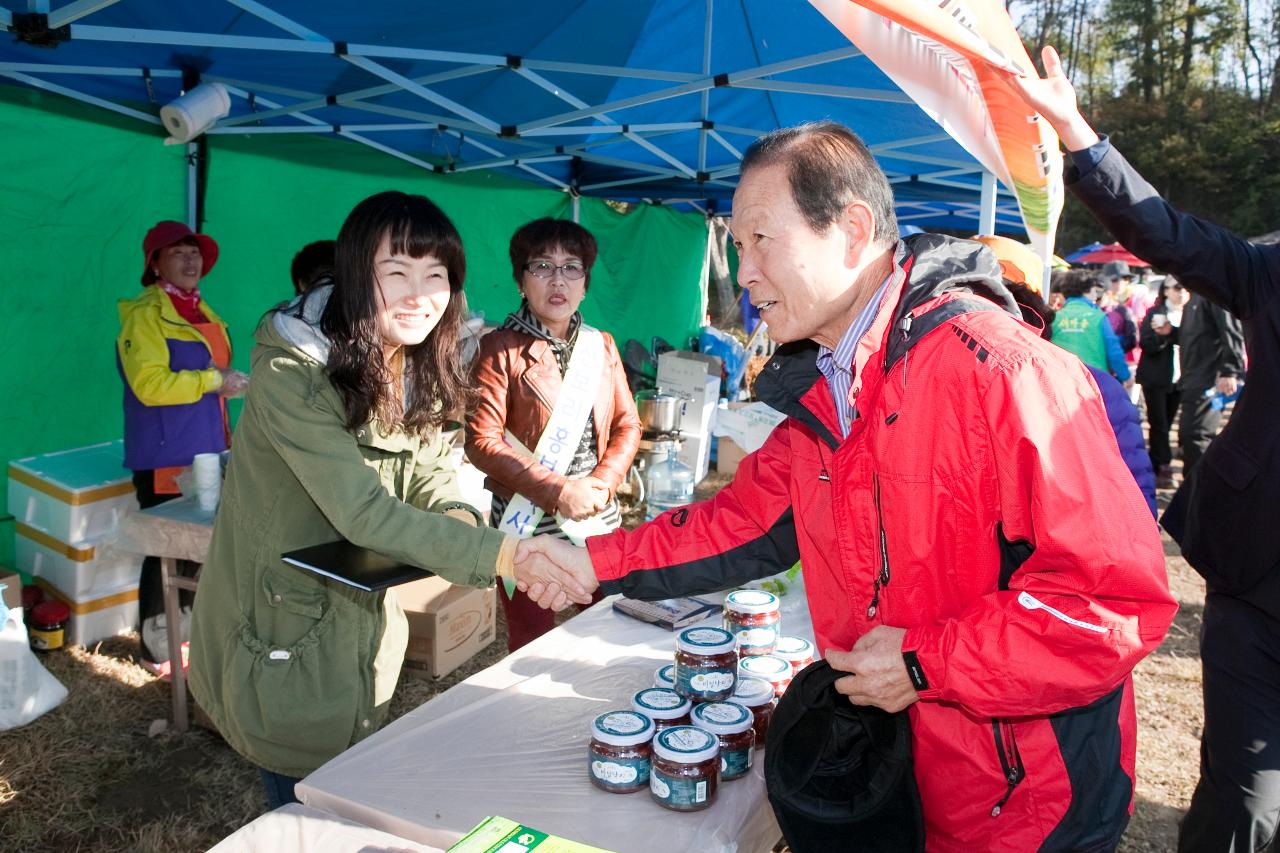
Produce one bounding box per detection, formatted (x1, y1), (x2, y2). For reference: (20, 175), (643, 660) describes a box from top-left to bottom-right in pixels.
(1176, 292), (1245, 474)
(1009, 45), (1278, 853)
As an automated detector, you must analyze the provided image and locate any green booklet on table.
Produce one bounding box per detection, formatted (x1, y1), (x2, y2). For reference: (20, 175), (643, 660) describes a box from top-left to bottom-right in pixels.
(447, 816), (615, 853)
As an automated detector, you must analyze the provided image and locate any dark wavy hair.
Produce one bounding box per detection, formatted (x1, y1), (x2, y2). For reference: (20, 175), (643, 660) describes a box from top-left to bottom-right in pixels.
(508, 218), (599, 292)
(740, 121), (898, 246)
(322, 191), (471, 435)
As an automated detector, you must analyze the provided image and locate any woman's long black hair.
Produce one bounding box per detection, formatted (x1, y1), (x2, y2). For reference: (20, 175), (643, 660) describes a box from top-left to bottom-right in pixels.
(322, 190), (471, 435)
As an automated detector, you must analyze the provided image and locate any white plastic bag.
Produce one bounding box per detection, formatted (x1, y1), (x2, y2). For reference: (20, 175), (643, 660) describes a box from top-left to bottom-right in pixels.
(0, 606), (69, 731)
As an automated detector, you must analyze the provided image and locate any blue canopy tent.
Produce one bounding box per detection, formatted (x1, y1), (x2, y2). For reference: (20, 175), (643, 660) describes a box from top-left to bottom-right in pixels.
(0, 0), (1026, 231)
(0, 0), (1037, 568)
(1064, 241), (1105, 263)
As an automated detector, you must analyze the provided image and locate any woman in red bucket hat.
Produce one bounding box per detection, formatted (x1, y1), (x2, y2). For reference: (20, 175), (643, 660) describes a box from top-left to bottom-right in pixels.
(116, 220), (249, 669)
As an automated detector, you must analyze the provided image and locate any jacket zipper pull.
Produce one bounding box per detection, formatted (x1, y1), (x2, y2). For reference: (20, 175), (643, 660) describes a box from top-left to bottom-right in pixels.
(819, 466), (831, 482)
(990, 767), (1023, 817)
(866, 581), (880, 619)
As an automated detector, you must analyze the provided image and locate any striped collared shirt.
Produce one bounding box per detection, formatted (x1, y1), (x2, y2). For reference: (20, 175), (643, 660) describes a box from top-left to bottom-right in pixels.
(815, 274), (894, 436)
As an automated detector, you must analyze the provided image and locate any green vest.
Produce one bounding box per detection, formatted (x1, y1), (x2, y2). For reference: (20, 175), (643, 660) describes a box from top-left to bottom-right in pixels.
(1052, 298), (1109, 371)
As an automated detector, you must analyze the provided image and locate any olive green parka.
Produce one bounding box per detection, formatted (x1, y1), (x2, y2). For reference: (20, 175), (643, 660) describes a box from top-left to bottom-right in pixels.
(189, 287), (506, 777)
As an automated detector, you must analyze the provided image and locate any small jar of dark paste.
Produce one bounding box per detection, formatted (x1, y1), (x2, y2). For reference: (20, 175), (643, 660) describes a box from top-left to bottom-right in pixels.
(732, 675), (776, 746)
(773, 635), (816, 678)
(674, 626), (737, 702)
(738, 654), (793, 698)
(649, 725), (720, 812)
(588, 710), (654, 794)
(691, 701), (755, 781)
(653, 663), (675, 689)
(632, 687), (692, 732)
(722, 589), (781, 657)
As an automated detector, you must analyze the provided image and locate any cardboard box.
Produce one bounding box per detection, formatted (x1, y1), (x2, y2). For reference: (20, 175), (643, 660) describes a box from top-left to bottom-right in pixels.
(716, 435), (749, 476)
(657, 351), (722, 482)
(0, 567), (22, 613)
(397, 576), (496, 679)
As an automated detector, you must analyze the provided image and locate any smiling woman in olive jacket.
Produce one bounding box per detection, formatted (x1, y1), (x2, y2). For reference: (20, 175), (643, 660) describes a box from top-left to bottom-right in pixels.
(188, 192), (564, 809)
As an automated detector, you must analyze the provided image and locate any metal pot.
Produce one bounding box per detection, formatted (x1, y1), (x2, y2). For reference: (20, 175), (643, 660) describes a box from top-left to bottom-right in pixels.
(635, 389), (684, 434)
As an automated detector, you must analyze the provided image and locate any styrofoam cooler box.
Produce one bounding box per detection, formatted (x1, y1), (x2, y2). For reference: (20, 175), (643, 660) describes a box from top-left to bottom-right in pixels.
(8, 440), (138, 543)
(34, 576), (139, 647)
(16, 522), (143, 602)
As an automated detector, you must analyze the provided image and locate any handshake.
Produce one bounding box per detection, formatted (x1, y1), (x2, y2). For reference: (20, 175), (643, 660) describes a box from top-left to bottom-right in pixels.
(511, 535), (600, 612)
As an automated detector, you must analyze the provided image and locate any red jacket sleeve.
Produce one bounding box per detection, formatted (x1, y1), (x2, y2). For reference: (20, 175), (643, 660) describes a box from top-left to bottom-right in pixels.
(587, 421), (799, 598)
(903, 352), (1177, 717)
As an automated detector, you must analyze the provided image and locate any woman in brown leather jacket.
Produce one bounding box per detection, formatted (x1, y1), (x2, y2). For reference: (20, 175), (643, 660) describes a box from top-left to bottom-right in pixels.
(466, 218), (641, 650)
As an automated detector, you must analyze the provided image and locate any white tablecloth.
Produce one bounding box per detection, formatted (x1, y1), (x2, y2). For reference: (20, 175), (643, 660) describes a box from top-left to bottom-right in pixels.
(209, 802), (443, 853)
(298, 578), (816, 853)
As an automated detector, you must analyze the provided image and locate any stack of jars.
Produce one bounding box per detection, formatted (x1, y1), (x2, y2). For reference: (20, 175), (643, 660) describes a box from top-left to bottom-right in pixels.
(587, 589), (819, 813)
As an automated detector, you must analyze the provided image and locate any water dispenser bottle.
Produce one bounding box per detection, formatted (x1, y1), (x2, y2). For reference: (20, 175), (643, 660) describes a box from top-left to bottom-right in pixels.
(645, 445), (695, 521)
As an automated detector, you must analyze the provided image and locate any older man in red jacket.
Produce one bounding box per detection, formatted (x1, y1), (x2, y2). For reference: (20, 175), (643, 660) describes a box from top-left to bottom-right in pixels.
(521, 121), (1176, 851)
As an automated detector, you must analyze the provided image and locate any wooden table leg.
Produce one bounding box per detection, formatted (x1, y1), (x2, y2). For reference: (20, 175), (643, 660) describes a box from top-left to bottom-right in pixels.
(160, 556), (188, 733)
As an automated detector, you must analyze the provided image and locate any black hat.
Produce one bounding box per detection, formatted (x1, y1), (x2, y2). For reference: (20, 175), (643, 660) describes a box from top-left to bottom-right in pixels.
(764, 660), (925, 852)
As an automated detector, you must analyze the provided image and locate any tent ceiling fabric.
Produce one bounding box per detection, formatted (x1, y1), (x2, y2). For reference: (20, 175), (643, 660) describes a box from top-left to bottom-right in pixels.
(0, 0), (1024, 229)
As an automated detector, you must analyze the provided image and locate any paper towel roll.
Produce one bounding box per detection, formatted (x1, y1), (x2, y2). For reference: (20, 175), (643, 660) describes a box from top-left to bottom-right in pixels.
(161, 82), (231, 145)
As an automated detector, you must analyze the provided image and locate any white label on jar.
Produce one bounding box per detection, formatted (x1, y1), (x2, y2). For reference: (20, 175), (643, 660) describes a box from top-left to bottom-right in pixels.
(685, 628), (728, 644)
(737, 627), (778, 648)
(602, 713), (645, 734)
(696, 780), (707, 802)
(592, 760), (639, 785)
(643, 691), (683, 709)
(690, 672), (735, 692)
(667, 728), (715, 751)
(651, 775), (671, 798)
(703, 703), (746, 724)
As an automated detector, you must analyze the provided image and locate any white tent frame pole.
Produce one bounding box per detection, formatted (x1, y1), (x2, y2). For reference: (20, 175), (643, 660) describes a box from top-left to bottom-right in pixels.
(731, 80), (911, 102)
(48, 0), (120, 28)
(224, 0), (503, 133)
(514, 65), (695, 177)
(870, 133), (951, 151)
(978, 170), (997, 235)
(518, 46), (861, 133)
(27, 0), (48, 12)
(0, 69), (159, 123)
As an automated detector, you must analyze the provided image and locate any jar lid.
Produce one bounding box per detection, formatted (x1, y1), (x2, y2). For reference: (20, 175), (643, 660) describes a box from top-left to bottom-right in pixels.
(32, 600), (70, 624)
(773, 636), (815, 661)
(691, 701), (753, 735)
(633, 687), (692, 719)
(676, 626), (735, 655)
(732, 676), (775, 707)
(723, 588), (780, 616)
(591, 710), (655, 747)
(654, 664), (675, 688)
(654, 725), (720, 763)
(738, 655), (791, 682)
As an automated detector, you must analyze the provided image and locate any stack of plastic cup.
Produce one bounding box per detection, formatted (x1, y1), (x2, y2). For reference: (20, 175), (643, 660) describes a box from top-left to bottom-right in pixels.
(192, 452), (222, 512)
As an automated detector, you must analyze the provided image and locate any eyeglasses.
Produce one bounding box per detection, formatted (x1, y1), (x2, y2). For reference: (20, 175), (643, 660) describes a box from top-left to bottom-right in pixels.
(525, 260), (586, 280)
